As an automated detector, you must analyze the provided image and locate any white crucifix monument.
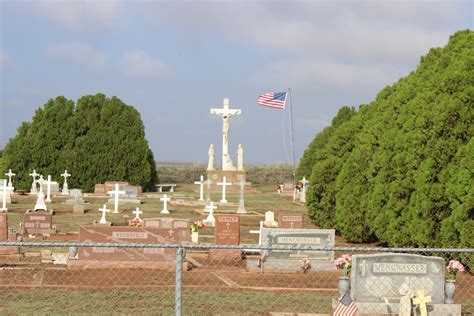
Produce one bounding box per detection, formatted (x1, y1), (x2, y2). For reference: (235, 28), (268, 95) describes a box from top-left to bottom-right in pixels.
(133, 207), (143, 221)
(98, 204), (110, 224)
(108, 183), (126, 213)
(217, 176), (232, 203)
(29, 169), (39, 194)
(203, 201), (217, 227)
(61, 170), (71, 195)
(45, 175), (53, 203)
(236, 178), (251, 214)
(0, 180), (8, 212)
(194, 175), (205, 201)
(5, 169), (16, 189)
(38, 175), (45, 192)
(160, 194), (170, 214)
(210, 98), (241, 171)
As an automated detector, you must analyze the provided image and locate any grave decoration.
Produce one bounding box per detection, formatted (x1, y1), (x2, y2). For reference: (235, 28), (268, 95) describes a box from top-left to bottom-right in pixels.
(341, 253), (461, 315)
(248, 228), (335, 272)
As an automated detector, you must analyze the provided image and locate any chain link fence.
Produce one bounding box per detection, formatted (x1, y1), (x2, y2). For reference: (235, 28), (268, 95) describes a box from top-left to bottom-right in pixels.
(0, 242), (472, 315)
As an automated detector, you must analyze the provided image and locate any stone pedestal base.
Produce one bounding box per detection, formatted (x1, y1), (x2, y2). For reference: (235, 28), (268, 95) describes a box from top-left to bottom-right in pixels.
(107, 198), (141, 204)
(207, 170), (246, 184)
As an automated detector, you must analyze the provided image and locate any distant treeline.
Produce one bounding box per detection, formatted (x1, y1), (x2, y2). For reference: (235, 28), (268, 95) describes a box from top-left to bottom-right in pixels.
(157, 163), (295, 185)
(297, 30), (473, 261)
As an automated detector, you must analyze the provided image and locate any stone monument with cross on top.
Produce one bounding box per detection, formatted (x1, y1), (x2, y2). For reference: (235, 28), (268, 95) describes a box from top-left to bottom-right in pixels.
(207, 98), (247, 185)
(98, 204), (110, 224)
(61, 170), (71, 196)
(29, 169), (39, 194)
(5, 169), (15, 189)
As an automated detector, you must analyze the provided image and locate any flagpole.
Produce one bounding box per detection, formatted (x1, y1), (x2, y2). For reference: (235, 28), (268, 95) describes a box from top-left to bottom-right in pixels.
(287, 88), (296, 186)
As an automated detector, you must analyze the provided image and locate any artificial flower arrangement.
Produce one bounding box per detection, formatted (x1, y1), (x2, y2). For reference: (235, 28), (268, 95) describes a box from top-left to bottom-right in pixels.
(335, 254), (352, 277)
(446, 260), (465, 281)
(130, 217), (143, 227)
(191, 221), (205, 233)
(300, 258), (311, 273)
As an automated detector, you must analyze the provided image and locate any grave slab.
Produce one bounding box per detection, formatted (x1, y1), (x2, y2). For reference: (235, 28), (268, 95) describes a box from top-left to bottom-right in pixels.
(70, 225), (188, 269)
(346, 253), (461, 315)
(247, 228), (335, 272)
(23, 209), (54, 235)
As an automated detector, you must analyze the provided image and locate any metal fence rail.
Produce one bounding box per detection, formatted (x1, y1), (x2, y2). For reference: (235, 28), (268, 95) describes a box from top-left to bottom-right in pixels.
(0, 242), (472, 315)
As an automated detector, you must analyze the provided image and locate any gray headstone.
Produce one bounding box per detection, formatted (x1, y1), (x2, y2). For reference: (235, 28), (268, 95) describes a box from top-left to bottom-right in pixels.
(248, 228), (335, 271)
(348, 253), (461, 315)
(69, 189), (84, 205)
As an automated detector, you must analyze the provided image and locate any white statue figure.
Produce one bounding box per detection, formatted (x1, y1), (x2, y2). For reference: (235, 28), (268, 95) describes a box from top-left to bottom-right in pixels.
(207, 144), (215, 171)
(210, 98), (241, 171)
(237, 144), (244, 171)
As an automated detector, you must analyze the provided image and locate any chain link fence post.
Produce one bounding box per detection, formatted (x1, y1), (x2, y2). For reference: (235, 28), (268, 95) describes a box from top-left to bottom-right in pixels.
(175, 246), (184, 316)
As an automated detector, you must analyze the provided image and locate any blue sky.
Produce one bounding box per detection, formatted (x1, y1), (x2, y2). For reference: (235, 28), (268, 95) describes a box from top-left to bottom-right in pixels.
(1, 0), (472, 164)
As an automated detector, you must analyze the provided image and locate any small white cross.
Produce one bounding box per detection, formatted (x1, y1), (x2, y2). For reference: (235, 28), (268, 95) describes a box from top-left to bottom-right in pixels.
(204, 201), (217, 226)
(61, 170), (71, 180)
(168, 229), (175, 237)
(194, 175), (205, 201)
(0, 179), (8, 212)
(160, 194), (171, 214)
(98, 204), (110, 224)
(108, 183), (126, 213)
(29, 170), (39, 193)
(45, 175), (53, 203)
(5, 169), (16, 188)
(217, 176), (232, 203)
(225, 222), (231, 230)
(132, 207), (143, 220)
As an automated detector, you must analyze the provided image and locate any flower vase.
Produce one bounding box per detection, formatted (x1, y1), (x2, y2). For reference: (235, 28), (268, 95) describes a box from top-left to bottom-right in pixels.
(338, 276), (350, 297)
(445, 280), (456, 304)
(191, 231), (199, 243)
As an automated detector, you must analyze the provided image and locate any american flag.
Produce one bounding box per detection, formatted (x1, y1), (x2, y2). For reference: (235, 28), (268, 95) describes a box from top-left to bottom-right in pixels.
(334, 293), (358, 316)
(257, 92), (287, 110)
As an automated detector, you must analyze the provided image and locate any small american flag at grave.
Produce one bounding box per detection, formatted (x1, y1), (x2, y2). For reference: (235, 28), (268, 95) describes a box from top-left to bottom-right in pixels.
(334, 293), (357, 316)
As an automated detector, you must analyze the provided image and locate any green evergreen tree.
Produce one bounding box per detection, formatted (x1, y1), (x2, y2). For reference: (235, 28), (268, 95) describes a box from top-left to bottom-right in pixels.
(1, 93), (158, 192)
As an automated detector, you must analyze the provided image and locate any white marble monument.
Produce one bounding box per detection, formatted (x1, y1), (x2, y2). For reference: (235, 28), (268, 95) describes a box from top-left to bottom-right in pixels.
(34, 185), (48, 211)
(203, 201), (217, 227)
(98, 204), (110, 224)
(0, 180), (8, 212)
(108, 183), (126, 214)
(217, 176), (232, 203)
(160, 194), (170, 214)
(5, 169), (15, 189)
(236, 178), (250, 214)
(300, 176), (309, 203)
(194, 175), (205, 201)
(29, 169), (39, 194)
(61, 170), (71, 196)
(45, 175), (53, 203)
(210, 98), (241, 171)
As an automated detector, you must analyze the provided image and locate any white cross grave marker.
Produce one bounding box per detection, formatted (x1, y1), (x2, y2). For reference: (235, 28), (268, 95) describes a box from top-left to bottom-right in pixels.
(98, 204), (110, 224)
(300, 176), (309, 203)
(108, 183), (126, 213)
(194, 175), (205, 201)
(0, 179), (8, 212)
(236, 178), (251, 214)
(204, 201), (217, 227)
(217, 176), (232, 203)
(133, 207), (143, 220)
(5, 169), (16, 188)
(29, 169), (39, 194)
(45, 175), (53, 203)
(61, 170), (71, 195)
(160, 194), (171, 214)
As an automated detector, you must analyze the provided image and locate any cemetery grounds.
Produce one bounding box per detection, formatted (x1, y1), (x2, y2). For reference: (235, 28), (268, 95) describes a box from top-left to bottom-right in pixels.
(0, 184), (473, 315)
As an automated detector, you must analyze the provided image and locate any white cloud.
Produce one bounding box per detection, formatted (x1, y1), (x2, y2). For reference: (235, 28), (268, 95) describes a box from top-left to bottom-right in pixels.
(46, 42), (106, 70)
(120, 50), (168, 79)
(30, 0), (122, 32)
